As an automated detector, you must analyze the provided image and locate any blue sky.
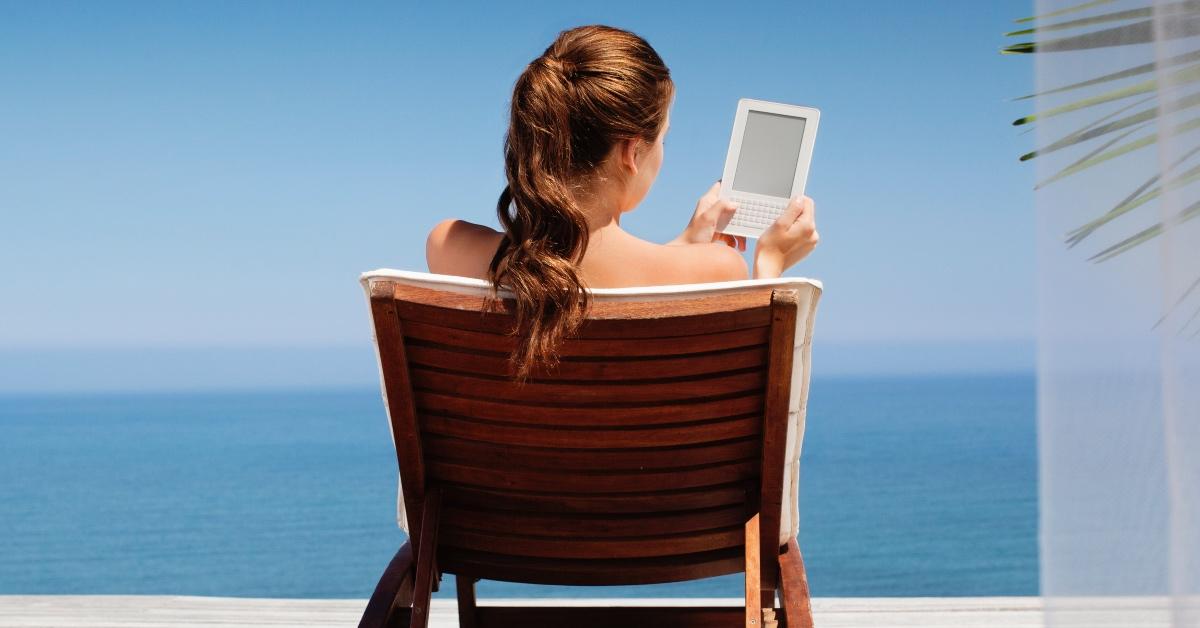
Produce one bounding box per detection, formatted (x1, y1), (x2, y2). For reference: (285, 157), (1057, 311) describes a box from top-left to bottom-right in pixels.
(0, 1), (1036, 392)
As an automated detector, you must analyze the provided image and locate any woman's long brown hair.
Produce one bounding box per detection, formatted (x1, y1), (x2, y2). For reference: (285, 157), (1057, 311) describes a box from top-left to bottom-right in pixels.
(488, 25), (673, 380)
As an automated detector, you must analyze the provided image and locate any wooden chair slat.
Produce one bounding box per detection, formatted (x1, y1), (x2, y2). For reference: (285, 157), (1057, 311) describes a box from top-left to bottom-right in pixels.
(424, 435), (760, 471)
(421, 414), (761, 449)
(427, 459), (759, 493)
(394, 299), (770, 339)
(403, 283), (777, 318)
(388, 282), (772, 336)
(402, 320), (771, 357)
(439, 525), (744, 560)
(439, 546), (744, 586)
(440, 484), (749, 515)
(441, 504), (747, 538)
(405, 343), (768, 381)
(415, 391), (763, 427)
(410, 368), (766, 404)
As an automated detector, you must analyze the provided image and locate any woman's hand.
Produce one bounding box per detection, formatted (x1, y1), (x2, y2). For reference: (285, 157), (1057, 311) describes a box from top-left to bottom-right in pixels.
(753, 195), (819, 278)
(668, 181), (747, 252)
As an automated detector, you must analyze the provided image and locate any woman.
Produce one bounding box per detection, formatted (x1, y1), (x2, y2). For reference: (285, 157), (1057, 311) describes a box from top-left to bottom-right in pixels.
(426, 25), (819, 378)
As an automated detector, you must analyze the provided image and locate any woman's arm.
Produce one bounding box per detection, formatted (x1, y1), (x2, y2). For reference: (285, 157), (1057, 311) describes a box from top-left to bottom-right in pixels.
(647, 241), (748, 284)
(694, 242), (750, 282)
(669, 184), (819, 280)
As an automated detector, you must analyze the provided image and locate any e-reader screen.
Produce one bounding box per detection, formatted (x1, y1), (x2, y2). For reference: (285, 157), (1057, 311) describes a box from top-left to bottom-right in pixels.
(731, 111), (807, 198)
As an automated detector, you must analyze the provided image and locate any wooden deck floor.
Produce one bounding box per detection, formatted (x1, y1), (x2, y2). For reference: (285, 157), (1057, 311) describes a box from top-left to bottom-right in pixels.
(0, 595), (1051, 627)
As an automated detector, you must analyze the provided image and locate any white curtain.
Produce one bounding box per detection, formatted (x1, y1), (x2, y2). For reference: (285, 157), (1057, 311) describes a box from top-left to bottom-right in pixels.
(1031, 0), (1200, 625)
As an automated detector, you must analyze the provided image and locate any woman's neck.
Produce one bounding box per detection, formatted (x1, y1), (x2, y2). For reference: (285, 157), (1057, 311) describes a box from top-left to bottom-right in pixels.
(573, 181), (625, 234)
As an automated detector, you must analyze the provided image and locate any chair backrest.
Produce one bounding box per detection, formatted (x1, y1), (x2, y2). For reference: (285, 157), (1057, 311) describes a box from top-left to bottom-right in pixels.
(362, 269), (822, 586)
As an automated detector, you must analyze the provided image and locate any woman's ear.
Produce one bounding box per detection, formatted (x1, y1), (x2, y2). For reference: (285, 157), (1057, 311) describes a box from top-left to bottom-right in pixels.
(620, 138), (641, 176)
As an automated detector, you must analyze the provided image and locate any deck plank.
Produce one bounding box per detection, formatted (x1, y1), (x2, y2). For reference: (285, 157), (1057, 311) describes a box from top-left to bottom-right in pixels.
(6, 595), (1174, 628)
(0, 596), (1057, 627)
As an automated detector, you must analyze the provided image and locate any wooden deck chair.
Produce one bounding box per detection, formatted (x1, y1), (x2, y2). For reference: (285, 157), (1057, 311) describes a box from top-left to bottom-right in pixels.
(357, 269), (822, 628)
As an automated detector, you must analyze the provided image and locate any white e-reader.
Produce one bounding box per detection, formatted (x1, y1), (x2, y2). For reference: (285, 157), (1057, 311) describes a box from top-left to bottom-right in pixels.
(716, 99), (820, 238)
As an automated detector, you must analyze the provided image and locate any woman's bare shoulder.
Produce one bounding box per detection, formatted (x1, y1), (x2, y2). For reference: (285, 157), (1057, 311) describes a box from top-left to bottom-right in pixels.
(425, 218), (504, 279)
(612, 238), (747, 286)
(660, 241), (749, 284)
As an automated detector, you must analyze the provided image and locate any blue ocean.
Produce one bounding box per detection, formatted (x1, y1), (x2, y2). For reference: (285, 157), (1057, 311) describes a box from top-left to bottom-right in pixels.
(0, 374), (1036, 599)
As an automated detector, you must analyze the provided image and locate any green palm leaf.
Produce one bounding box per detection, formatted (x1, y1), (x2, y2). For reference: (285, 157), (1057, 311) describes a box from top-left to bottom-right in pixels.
(1038, 122), (1151, 190)
(1038, 116), (1200, 184)
(1008, 0), (1200, 36)
(1022, 113), (1152, 161)
(1006, 6), (1150, 37)
(1014, 0), (1117, 24)
(1053, 94), (1155, 137)
(1022, 92), (1200, 163)
(1155, 275), (1200, 330)
(1013, 49), (1200, 101)
(1002, 14), (1200, 54)
(1090, 198), (1200, 262)
(1067, 158), (1200, 246)
(1013, 62), (1200, 126)
(1028, 96), (1157, 187)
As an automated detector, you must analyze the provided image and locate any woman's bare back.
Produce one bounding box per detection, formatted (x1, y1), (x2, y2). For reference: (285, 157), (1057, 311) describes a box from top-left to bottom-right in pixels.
(426, 218), (748, 288)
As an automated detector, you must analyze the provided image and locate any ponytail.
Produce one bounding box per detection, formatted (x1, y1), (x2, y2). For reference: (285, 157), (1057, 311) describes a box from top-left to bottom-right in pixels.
(487, 25), (672, 381)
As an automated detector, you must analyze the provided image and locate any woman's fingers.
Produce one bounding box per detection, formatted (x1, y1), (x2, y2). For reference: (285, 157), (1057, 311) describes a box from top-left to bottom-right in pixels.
(706, 198), (737, 224)
(774, 196), (806, 227)
(781, 196), (815, 229)
(797, 197), (816, 231)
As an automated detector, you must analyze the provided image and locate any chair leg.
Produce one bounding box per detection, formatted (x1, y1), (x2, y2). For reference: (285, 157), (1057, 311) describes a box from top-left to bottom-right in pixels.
(778, 538), (814, 628)
(360, 490), (443, 628)
(409, 490), (442, 628)
(359, 542), (415, 628)
(744, 514), (763, 628)
(456, 577), (478, 628)
(746, 514), (787, 627)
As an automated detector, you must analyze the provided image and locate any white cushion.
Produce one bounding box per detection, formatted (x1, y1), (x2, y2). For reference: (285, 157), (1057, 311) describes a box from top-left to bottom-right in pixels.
(361, 269), (822, 546)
